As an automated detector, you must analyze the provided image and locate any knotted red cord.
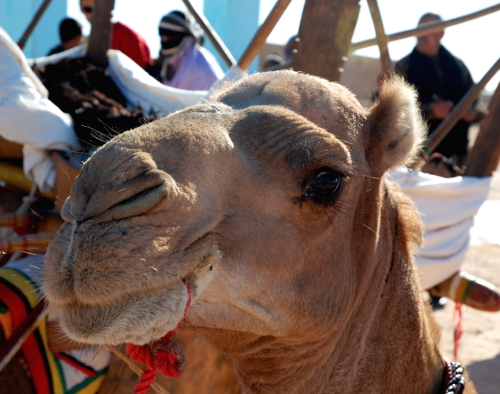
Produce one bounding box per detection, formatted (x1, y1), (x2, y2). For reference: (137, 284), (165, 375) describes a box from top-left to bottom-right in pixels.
(125, 278), (192, 394)
(453, 301), (464, 359)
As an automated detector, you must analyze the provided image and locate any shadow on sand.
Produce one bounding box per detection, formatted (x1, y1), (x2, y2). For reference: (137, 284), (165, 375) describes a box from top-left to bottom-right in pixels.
(467, 352), (500, 394)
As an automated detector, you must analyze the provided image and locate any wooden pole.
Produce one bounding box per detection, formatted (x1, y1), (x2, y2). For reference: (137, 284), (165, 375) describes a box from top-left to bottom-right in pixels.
(0, 231), (56, 253)
(351, 3), (500, 53)
(0, 213), (37, 229)
(181, 0), (236, 68)
(237, 0), (292, 71)
(465, 82), (500, 177)
(88, 0), (115, 68)
(17, 0), (53, 49)
(0, 299), (48, 374)
(366, 0), (393, 75)
(96, 350), (128, 394)
(293, 0), (361, 82)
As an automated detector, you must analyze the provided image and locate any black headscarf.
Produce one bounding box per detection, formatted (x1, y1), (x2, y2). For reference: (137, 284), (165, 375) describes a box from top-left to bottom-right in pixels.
(158, 11), (201, 57)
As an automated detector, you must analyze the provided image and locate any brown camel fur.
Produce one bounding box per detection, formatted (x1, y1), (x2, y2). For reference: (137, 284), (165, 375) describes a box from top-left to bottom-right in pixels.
(43, 71), (476, 393)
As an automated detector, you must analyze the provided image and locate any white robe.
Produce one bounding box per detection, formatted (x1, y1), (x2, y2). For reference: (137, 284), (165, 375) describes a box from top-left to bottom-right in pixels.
(163, 38), (225, 91)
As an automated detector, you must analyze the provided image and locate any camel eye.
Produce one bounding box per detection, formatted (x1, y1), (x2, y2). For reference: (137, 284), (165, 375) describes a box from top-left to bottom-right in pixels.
(305, 168), (344, 202)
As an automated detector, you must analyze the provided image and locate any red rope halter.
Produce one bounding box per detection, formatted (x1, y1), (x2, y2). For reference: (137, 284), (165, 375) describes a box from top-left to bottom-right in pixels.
(125, 278), (192, 394)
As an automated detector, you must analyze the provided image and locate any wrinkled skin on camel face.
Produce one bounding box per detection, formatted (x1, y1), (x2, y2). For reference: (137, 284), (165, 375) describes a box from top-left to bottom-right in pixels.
(44, 71), (424, 346)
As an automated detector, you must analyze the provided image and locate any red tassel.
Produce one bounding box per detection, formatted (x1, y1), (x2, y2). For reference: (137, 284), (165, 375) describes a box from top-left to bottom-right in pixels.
(453, 302), (464, 359)
(126, 279), (192, 394)
(152, 339), (186, 378)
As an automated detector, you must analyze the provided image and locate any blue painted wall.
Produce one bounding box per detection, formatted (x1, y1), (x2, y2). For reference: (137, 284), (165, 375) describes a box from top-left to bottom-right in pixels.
(0, 0), (67, 59)
(203, 0), (260, 72)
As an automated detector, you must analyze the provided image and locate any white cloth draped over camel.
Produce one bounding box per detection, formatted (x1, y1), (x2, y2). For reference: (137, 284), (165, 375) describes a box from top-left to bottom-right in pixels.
(0, 26), (78, 192)
(389, 166), (491, 289)
(31, 44), (209, 117)
(105, 50), (245, 115)
(31, 45), (245, 120)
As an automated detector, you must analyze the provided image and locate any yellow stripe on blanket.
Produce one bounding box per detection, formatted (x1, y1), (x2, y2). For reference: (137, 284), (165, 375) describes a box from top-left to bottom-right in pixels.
(0, 266), (107, 394)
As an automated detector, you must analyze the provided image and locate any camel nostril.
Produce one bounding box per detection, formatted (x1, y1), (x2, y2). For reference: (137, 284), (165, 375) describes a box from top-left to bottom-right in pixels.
(110, 184), (165, 210)
(103, 182), (170, 220)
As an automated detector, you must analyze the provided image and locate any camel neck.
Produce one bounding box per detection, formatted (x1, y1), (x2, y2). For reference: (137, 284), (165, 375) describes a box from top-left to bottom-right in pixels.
(347, 265), (445, 393)
(340, 183), (445, 393)
(202, 286), (444, 394)
(206, 329), (342, 393)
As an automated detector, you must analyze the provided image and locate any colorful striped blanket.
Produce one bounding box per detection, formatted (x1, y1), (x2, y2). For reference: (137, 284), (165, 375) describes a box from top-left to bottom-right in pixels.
(0, 256), (110, 394)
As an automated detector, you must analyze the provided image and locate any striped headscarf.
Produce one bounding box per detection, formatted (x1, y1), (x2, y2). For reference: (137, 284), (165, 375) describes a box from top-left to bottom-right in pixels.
(159, 11), (201, 57)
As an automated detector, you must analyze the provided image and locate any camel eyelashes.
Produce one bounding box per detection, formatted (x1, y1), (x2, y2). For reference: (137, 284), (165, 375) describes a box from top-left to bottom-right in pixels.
(303, 167), (345, 203)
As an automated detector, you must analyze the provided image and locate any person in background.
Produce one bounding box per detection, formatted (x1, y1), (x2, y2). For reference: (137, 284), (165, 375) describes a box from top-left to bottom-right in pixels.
(395, 12), (485, 168)
(261, 52), (285, 71)
(284, 35), (299, 62)
(395, 13), (498, 313)
(47, 18), (83, 56)
(260, 35), (299, 71)
(79, 0), (152, 69)
(153, 10), (224, 91)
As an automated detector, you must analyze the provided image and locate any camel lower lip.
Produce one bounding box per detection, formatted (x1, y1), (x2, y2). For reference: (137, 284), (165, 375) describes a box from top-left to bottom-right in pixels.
(58, 279), (188, 346)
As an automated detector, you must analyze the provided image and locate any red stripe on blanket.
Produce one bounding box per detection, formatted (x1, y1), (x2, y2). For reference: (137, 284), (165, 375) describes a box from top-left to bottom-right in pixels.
(54, 352), (97, 377)
(0, 281), (51, 394)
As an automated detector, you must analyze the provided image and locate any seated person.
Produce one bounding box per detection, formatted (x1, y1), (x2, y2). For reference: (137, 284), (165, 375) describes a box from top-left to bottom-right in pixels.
(80, 0), (152, 69)
(153, 10), (224, 90)
(261, 53), (285, 71)
(47, 18), (83, 56)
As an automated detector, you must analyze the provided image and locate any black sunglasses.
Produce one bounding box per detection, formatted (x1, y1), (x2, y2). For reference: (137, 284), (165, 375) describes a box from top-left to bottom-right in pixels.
(82, 6), (93, 13)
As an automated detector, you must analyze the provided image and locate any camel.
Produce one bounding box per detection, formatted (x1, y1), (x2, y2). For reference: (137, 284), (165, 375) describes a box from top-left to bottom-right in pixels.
(43, 70), (476, 393)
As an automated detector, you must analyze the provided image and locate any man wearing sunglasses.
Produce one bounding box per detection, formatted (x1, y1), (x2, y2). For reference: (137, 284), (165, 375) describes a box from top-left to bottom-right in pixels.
(80, 0), (152, 70)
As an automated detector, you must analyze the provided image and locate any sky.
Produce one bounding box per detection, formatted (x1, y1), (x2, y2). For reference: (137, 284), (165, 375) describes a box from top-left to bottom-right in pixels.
(68, 0), (500, 92)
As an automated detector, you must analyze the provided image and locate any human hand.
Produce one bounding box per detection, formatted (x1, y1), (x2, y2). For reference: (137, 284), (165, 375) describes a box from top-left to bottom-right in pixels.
(429, 99), (454, 119)
(461, 108), (477, 123)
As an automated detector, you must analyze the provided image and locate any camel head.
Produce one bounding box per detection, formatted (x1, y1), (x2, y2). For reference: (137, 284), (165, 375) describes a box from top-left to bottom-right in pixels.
(44, 71), (426, 366)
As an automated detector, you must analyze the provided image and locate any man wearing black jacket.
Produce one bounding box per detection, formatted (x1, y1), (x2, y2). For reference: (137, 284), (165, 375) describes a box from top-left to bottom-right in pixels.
(396, 13), (484, 167)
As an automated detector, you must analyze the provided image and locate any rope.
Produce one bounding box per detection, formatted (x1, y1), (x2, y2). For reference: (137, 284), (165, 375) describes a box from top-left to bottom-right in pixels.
(4, 183), (38, 264)
(125, 278), (192, 394)
(443, 358), (466, 394)
(452, 302), (464, 359)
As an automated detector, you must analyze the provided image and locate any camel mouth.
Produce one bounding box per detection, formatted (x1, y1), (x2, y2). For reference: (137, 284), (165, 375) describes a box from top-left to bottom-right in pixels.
(58, 278), (189, 346)
(56, 246), (220, 346)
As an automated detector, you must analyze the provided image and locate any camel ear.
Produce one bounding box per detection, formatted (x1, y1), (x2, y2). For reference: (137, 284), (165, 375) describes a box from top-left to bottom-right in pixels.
(364, 76), (426, 174)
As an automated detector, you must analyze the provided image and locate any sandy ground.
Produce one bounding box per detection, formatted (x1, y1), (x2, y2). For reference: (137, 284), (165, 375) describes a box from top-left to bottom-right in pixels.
(432, 167), (500, 393)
